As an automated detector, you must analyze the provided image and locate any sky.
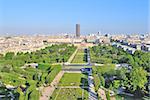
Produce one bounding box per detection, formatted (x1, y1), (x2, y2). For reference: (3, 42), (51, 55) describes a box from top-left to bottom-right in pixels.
(0, 0), (149, 35)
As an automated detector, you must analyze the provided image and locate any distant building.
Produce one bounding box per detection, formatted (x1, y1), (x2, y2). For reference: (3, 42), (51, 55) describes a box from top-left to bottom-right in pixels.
(76, 24), (80, 38)
(141, 45), (150, 52)
(99, 36), (111, 45)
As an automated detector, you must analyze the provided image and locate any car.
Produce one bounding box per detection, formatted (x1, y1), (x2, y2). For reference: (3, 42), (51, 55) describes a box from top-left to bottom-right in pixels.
(80, 68), (91, 73)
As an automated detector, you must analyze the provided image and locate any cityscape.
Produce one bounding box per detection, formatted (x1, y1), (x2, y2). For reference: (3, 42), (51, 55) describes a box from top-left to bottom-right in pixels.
(0, 0), (150, 100)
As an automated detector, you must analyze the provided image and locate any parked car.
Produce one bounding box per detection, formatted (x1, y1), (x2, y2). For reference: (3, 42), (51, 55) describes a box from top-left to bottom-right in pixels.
(80, 68), (91, 73)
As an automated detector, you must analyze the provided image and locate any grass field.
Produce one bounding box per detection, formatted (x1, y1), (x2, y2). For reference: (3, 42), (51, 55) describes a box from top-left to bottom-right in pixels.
(58, 73), (88, 86)
(50, 88), (88, 100)
(71, 49), (86, 63)
(50, 73), (89, 100)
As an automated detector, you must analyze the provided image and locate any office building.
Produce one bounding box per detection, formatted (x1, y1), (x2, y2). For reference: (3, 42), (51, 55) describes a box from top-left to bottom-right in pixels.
(76, 24), (80, 37)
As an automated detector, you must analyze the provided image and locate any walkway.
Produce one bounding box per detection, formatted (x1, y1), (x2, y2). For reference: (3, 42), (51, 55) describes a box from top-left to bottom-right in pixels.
(57, 86), (89, 89)
(40, 71), (64, 100)
(98, 88), (107, 100)
(88, 71), (98, 100)
(87, 48), (98, 100)
(63, 70), (82, 73)
(40, 47), (98, 100)
(67, 47), (78, 63)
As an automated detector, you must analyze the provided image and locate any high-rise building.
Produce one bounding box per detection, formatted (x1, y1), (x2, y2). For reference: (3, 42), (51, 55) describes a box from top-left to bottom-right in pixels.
(76, 24), (80, 37)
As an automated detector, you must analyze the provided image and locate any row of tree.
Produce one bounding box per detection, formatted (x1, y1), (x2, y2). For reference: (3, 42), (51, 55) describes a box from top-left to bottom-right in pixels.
(0, 44), (76, 100)
(91, 45), (149, 98)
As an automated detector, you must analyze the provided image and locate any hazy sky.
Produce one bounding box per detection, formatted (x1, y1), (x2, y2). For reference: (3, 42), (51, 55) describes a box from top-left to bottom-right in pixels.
(0, 0), (149, 35)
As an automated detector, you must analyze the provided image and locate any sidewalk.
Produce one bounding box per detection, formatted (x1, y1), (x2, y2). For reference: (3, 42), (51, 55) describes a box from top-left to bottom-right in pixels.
(40, 71), (64, 100)
(67, 47), (78, 63)
(88, 72), (98, 100)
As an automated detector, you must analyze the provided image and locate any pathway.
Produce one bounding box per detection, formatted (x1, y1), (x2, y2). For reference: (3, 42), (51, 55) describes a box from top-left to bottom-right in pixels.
(88, 71), (98, 100)
(87, 48), (98, 100)
(40, 47), (98, 100)
(40, 71), (64, 100)
(57, 86), (89, 89)
(67, 47), (78, 63)
(98, 88), (107, 100)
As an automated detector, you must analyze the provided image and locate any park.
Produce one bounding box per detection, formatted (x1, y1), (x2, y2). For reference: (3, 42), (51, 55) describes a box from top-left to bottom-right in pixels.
(0, 44), (149, 100)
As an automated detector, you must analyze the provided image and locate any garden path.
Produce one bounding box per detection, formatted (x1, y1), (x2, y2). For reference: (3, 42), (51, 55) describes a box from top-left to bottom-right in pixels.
(40, 71), (64, 100)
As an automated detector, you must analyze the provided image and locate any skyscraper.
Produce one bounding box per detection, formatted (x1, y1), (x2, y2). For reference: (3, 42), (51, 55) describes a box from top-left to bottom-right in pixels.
(76, 24), (80, 37)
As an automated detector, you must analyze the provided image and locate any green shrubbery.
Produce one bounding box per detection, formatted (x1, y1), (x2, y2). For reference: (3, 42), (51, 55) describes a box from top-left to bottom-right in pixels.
(92, 64), (115, 91)
(0, 44), (76, 100)
(45, 65), (61, 84)
(91, 45), (149, 98)
(93, 74), (100, 92)
(71, 49), (86, 63)
(90, 45), (129, 64)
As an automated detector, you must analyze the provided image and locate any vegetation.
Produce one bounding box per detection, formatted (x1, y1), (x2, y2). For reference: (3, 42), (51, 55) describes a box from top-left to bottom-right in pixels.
(51, 73), (88, 100)
(93, 74), (100, 92)
(0, 43), (149, 99)
(0, 44), (76, 100)
(106, 91), (110, 100)
(58, 73), (88, 86)
(0, 85), (19, 99)
(71, 48), (87, 63)
(0, 44), (76, 67)
(91, 44), (149, 98)
(92, 64), (115, 89)
(90, 45), (150, 72)
(50, 88), (88, 100)
(90, 45), (128, 64)
(130, 67), (147, 91)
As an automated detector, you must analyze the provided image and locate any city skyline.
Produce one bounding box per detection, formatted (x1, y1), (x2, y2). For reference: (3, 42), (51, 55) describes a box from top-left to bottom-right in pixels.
(0, 0), (149, 35)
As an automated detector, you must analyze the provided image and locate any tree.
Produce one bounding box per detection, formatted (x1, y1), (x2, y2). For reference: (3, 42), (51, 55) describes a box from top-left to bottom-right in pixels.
(5, 52), (15, 60)
(106, 91), (110, 100)
(116, 68), (127, 80)
(62, 58), (65, 62)
(56, 58), (59, 63)
(0, 53), (4, 58)
(99, 75), (105, 87)
(118, 56), (129, 63)
(128, 55), (135, 66)
(16, 87), (25, 100)
(130, 67), (147, 91)
(113, 80), (120, 89)
(1, 64), (12, 72)
(93, 74), (100, 92)
(133, 51), (150, 72)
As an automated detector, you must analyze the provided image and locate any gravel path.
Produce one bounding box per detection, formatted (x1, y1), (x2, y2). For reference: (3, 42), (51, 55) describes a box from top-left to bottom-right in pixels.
(40, 71), (64, 100)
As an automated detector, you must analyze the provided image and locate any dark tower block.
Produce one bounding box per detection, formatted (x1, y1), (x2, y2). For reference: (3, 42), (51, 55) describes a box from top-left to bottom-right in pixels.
(76, 24), (80, 37)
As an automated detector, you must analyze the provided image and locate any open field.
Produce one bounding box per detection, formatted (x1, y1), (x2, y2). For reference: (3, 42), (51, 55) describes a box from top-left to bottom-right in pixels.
(50, 73), (89, 100)
(50, 88), (88, 100)
(58, 73), (88, 86)
(71, 49), (86, 63)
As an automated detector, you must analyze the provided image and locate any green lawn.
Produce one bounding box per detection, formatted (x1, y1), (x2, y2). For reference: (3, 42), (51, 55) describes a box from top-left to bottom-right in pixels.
(50, 88), (88, 100)
(51, 73), (89, 100)
(71, 49), (86, 63)
(58, 73), (88, 86)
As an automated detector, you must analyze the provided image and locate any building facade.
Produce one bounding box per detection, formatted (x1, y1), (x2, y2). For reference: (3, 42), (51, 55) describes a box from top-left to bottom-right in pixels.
(76, 24), (80, 38)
